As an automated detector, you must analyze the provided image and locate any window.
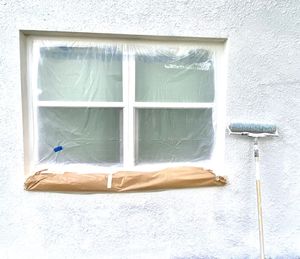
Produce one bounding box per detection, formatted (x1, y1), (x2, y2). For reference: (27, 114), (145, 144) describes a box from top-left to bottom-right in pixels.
(23, 35), (226, 175)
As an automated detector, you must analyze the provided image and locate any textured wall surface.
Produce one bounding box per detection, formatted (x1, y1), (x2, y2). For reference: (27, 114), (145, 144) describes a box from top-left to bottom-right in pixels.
(0, 0), (300, 258)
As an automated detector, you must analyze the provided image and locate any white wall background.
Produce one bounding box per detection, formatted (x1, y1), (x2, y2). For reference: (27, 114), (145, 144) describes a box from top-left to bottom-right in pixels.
(0, 0), (299, 258)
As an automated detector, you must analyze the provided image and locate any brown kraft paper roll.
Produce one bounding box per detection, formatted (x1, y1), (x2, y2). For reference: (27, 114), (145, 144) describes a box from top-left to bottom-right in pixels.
(25, 166), (227, 192)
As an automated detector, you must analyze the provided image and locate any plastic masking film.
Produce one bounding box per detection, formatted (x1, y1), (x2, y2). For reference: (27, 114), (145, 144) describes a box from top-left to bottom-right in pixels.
(33, 40), (123, 169)
(38, 44), (123, 101)
(30, 38), (216, 174)
(134, 46), (214, 102)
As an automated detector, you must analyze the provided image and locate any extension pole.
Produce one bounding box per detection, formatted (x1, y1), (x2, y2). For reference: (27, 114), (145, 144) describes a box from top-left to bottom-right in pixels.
(254, 138), (265, 259)
(228, 122), (277, 258)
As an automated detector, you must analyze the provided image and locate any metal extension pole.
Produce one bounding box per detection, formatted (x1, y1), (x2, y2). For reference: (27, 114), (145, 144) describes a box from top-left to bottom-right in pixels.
(254, 138), (265, 259)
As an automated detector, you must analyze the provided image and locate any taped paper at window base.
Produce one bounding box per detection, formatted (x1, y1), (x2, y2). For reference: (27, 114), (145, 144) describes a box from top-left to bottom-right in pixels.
(24, 167), (227, 192)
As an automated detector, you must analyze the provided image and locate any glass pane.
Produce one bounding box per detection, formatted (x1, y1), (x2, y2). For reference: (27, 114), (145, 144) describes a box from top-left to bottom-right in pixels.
(135, 108), (214, 164)
(135, 46), (214, 102)
(37, 107), (123, 165)
(37, 46), (122, 101)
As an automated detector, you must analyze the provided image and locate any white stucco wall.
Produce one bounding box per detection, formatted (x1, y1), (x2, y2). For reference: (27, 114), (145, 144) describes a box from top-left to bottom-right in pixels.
(0, 0), (299, 258)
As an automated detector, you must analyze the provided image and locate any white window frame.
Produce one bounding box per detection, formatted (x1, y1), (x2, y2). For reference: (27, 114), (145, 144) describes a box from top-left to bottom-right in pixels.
(22, 34), (227, 175)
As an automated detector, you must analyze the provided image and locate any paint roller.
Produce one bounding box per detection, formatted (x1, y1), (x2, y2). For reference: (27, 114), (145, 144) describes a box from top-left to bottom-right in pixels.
(228, 122), (278, 259)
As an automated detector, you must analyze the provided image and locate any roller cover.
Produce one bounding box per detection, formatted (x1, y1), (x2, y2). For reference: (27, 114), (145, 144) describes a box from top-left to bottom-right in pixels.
(24, 167), (226, 192)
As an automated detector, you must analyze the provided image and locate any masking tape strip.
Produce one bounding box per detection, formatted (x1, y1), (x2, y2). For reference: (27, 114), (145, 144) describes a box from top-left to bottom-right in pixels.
(107, 173), (113, 189)
(53, 146), (63, 152)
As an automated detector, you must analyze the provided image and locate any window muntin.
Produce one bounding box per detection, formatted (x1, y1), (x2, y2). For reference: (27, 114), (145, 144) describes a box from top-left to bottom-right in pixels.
(27, 37), (224, 173)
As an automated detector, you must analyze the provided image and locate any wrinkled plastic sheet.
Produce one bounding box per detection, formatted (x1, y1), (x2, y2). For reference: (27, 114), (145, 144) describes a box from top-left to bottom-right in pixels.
(25, 167), (226, 192)
(32, 40), (215, 167)
(25, 38), (225, 192)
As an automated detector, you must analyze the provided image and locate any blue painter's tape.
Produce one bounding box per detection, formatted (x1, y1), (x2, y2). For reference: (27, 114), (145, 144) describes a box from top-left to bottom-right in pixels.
(53, 146), (63, 152)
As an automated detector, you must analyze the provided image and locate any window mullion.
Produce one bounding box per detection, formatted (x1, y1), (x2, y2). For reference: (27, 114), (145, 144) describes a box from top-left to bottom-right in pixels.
(123, 44), (135, 168)
(122, 45), (129, 167)
(127, 46), (136, 168)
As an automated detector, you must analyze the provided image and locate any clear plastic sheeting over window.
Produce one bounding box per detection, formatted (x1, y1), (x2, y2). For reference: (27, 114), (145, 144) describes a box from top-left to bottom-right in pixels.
(37, 108), (123, 165)
(135, 46), (214, 102)
(136, 109), (214, 163)
(27, 37), (220, 173)
(136, 108), (213, 164)
(38, 45), (122, 102)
